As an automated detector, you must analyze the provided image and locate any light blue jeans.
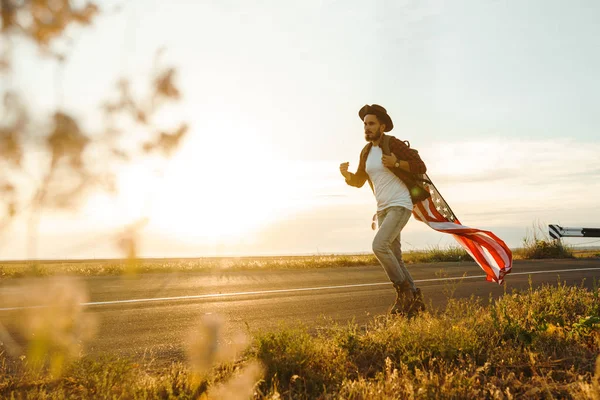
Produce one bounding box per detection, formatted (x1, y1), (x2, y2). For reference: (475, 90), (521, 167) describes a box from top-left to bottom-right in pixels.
(372, 206), (416, 289)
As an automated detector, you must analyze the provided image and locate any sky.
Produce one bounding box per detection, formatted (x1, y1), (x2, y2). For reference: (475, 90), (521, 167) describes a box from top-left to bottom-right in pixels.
(2, 0), (600, 259)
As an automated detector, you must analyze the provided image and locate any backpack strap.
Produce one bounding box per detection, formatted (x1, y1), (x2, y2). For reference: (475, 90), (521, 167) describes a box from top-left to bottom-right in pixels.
(381, 134), (391, 156)
(383, 134), (432, 185)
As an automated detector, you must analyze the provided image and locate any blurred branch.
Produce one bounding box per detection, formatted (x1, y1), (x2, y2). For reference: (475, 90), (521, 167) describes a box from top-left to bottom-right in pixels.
(0, 1), (188, 259)
(0, 0), (99, 49)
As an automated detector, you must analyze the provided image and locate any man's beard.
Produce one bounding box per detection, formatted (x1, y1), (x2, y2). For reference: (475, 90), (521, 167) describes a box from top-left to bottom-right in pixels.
(364, 131), (382, 142)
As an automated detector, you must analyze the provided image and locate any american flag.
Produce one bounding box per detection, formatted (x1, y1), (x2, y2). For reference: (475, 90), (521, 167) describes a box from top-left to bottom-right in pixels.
(411, 174), (513, 284)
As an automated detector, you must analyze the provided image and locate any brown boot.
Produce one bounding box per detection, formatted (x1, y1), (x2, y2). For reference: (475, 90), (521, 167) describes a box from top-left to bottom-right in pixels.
(390, 281), (412, 315)
(413, 288), (425, 312)
(406, 288), (426, 318)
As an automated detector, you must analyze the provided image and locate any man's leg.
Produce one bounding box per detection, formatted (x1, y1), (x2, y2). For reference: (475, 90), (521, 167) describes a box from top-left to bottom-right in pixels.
(390, 236), (416, 291)
(373, 206), (412, 285)
(390, 226), (425, 315)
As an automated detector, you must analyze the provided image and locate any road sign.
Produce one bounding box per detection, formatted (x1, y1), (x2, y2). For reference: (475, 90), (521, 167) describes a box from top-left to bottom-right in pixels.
(549, 225), (600, 239)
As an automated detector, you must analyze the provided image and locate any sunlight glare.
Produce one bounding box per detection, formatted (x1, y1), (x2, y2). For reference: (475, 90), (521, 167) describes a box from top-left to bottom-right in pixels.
(118, 121), (301, 244)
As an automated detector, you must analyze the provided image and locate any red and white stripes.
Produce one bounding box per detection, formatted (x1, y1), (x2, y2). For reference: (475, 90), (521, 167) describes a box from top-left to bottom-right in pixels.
(412, 185), (513, 284)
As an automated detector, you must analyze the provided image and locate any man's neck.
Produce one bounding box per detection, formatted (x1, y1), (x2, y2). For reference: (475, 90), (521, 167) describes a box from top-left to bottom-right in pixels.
(372, 135), (383, 147)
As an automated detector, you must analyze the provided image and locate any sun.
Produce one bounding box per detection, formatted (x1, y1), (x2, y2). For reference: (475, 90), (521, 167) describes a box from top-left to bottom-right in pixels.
(147, 175), (274, 243)
(98, 111), (326, 249)
(114, 127), (292, 244)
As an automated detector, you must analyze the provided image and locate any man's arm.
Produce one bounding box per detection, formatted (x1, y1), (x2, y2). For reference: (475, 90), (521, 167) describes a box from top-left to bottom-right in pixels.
(340, 162), (368, 188)
(341, 145), (371, 188)
(388, 138), (427, 174)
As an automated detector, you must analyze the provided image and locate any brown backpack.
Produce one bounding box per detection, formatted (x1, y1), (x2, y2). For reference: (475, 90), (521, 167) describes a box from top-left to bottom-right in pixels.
(380, 135), (431, 202)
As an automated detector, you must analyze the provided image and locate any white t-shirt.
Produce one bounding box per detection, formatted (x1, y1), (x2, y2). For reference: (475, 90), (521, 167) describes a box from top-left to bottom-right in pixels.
(365, 145), (413, 212)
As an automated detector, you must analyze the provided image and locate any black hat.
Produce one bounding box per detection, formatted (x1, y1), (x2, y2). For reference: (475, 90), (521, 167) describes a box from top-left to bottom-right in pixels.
(358, 104), (393, 132)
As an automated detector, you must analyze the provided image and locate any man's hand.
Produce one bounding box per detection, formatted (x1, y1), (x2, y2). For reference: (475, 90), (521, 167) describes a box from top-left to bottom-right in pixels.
(339, 162), (351, 180)
(381, 153), (397, 168)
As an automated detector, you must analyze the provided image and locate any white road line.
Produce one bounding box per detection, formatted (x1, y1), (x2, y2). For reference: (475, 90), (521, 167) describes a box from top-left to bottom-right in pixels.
(1, 267), (599, 312)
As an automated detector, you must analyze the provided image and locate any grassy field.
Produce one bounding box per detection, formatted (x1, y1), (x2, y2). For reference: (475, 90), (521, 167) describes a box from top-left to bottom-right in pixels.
(1, 282), (599, 399)
(0, 241), (597, 280)
(0, 248), (468, 279)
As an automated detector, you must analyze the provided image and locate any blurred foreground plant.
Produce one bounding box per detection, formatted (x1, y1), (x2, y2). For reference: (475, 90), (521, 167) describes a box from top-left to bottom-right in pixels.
(1, 286), (264, 397)
(0, 0), (193, 387)
(0, 277), (96, 377)
(0, 0), (187, 258)
(187, 313), (264, 399)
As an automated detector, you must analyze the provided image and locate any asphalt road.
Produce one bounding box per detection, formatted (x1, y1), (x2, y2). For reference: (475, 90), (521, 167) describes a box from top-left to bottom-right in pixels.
(1, 259), (599, 364)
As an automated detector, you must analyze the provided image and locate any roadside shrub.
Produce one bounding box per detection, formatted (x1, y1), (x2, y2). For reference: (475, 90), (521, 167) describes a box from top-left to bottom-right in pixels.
(518, 222), (574, 259)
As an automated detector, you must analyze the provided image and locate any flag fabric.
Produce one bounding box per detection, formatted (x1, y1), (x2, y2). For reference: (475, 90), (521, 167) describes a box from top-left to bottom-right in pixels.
(411, 174), (513, 284)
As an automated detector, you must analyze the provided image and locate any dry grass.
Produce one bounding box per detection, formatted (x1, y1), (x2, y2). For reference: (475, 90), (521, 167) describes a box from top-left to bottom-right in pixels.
(253, 281), (600, 399)
(572, 249), (600, 259)
(3, 244), (599, 280)
(0, 247), (474, 280)
(513, 222), (577, 260)
(1, 242), (598, 280)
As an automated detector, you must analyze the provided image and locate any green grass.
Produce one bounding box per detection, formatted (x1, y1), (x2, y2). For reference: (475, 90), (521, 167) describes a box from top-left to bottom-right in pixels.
(2, 283), (599, 399)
